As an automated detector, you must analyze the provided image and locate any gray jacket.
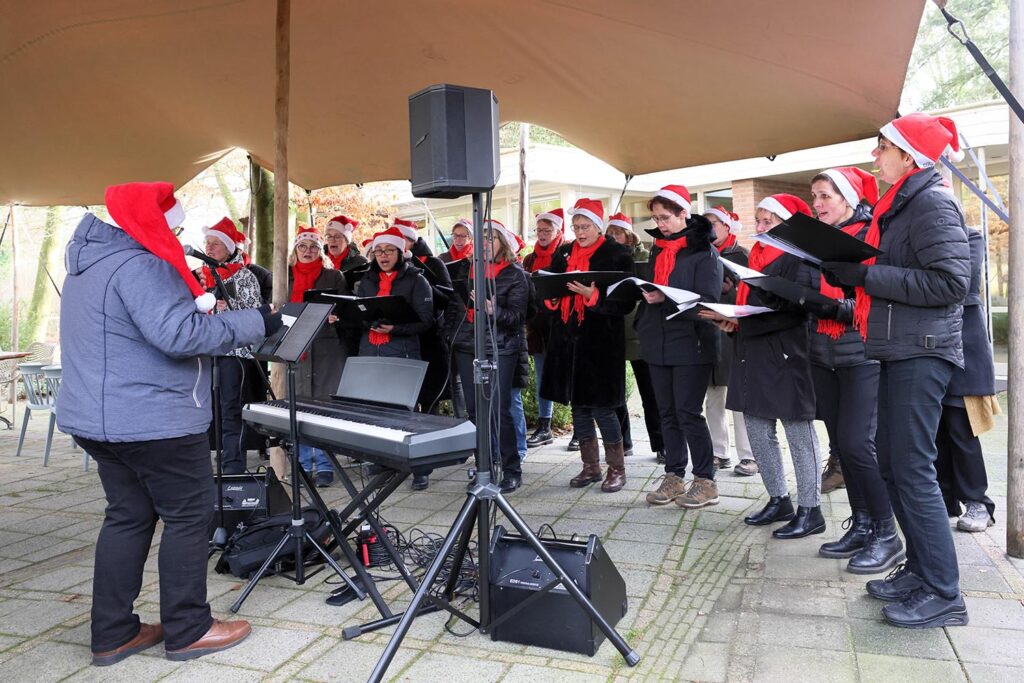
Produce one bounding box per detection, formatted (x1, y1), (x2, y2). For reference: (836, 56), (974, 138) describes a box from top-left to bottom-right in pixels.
(57, 214), (266, 442)
(863, 169), (970, 366)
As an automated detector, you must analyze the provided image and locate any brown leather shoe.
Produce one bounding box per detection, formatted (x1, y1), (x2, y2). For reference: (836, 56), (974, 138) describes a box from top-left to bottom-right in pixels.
(165, 619), (252, 661)
(92, 623), (164, 666)
(569, 438), (603, 487)
(601, 440), (626, 493)
(821, 453), (845, 493)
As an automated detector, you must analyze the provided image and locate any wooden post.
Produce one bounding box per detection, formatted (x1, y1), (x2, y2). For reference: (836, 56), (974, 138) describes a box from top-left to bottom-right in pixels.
(10, 205), (18, 353)
(268, 0), (291, 479)
(1008, 0), (1023, 558)
(518, 123), (530, 239)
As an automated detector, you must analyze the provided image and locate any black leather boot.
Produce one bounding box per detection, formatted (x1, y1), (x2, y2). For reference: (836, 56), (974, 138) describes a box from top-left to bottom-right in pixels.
(818, 511), (871, 558)
(526, 418), (553, 448)
(772, 506), (826, 539)
(847, 516), (906, 575)
(744, 495), (795, 526)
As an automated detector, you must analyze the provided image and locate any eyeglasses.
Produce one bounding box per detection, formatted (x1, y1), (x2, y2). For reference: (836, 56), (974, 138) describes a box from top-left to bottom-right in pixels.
(325, 233), (345, 241)
(875, 140), (901, 154)
(650, 213), (677, 225)
(536, 228), (555, 235)
(451, 232), (471, 240)
(571, 223), (597, 232)
(295, 243), (320, 252)
(373, 247), (399, 256)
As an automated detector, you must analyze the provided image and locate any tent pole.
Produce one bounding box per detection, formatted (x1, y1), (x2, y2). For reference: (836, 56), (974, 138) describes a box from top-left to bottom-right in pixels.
(10, 204), (17, 354)
(1008, 0), (1023, 558)
(268, 0), (291, 480)
(518, 123), (530, 238)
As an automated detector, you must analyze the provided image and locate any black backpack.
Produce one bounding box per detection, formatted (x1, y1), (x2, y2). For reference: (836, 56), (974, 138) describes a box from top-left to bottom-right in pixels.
(214, 506), (334, 578)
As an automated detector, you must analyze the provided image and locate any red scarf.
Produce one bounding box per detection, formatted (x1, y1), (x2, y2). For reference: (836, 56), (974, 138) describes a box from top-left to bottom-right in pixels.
(558, 236), (604, 324)
(290, 259), (323, 303)
(817, 221), (868, 339)
(369, 270), (398, 346)
(715, 233), (737, 253)
(448, 243), (473, 261)
(735, 242), (784, 306)
(529, 235), (562, 272)
(328, 247), (349, 270)
(201, 262), (244, 290)
(417, 255), (428, 264)
(652, 235), (688, 286)
(466, 260), (512, 322)
(847, 168), (925, 340)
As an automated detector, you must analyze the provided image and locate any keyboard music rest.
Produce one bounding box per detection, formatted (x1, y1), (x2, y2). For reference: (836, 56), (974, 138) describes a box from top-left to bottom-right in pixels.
(242, 398), (475, 473)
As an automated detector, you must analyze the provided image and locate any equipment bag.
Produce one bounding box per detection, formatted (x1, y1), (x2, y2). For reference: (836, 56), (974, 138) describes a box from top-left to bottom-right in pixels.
(215, 506), (333, 579)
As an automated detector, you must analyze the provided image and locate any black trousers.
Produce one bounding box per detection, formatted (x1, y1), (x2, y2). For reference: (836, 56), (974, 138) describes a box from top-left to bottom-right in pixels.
(456, 351), (520, 477)
(876, 357), (959, 600)
(649, 363), (715, 480)
(216, 356), (247, 475)
(936, 404), (996, 521)
(617, 359), (664, 452)
(811, 362), (892, 520)
(75, 433), (215, 653)
(573, 405), (622, 442)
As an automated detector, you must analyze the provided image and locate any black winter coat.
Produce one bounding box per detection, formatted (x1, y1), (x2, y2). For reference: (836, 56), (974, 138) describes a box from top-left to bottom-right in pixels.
(947, 229), (995, 398)
(288, 267), (349, 399)
(327, 247), (369, 273)
(862, 169), (970, 366)
(795, 207), (876, 369)
(711, 242), (748, 386)
(726, 252), (816, 421)
(247, 262), (274, 305)
(635, 222), (722, 366)
(540, 239), (634, 407)
(355, 260), (434, 359)
(451, 262), (530, 357)
(523, 247), (569, 355)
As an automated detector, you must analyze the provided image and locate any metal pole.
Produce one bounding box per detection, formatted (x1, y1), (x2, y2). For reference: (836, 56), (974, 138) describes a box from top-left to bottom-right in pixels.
(977, 147), (995, 344)
(518, 123), (530, 239)
(1008, 0), (1023, 558)
(10, 204), (17, 354)
(471, 192), (491, 627)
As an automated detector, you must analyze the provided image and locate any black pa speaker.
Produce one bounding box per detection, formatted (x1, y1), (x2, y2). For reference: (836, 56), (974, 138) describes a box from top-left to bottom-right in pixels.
(487, 526), (628, 656)
(408, 84), (500, 198)
(209, 470), (291, 538)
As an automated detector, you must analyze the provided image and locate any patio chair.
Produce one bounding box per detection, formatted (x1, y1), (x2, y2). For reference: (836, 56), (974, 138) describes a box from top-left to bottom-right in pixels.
(0, 357), (17, 429)
(41, 365), (87, 471)
(24, 341), (56, 365)
(15, 363), (57, 466)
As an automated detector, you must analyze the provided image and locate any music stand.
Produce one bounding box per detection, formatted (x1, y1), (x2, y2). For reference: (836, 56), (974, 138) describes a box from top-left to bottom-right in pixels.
(229, 302), (363, 612)
(363, 192), (640, 682)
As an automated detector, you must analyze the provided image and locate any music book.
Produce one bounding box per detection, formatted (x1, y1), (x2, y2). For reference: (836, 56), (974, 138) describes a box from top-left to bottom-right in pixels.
(253, 302), (332, 363)
(531, 270), (632, 300)
(303, 288), (341, 304)
(606, 277), (701, 307)
(755, 212), (882, 265)
(694, 302), (774, 319)
(315, 294), (421, 328)
(718, 256), (764, 281)
(443, 258), (469, 275)
(342, 264), (370, 290)
(743, 276), (839, 308)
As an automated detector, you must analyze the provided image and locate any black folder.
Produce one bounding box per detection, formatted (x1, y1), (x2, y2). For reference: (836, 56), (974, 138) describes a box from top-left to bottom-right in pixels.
(531, 270), (631, 300)
(316, 294), (420, 328)
(342, 264), (370, 290)
(761, 212), (882, 264)
(303, 288), (341, 304)
(744, 276), (839, 308)
(450, 279), (471, 306)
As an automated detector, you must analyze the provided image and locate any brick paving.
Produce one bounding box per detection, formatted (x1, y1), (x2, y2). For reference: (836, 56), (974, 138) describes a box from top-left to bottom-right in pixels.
(1, 398), (1022, 682)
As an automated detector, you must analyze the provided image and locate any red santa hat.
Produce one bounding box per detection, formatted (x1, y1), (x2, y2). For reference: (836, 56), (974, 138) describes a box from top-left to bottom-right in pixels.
(203, 216), (247, 253)
(104, 182), (216, 313)
(484, 219), (523, 256)
(452, 218), (473, 234)
(392, 217), (419, 243)
(606, 212), (633, 232)
(757, 194), (812, 220)
(569, 198), (605, 230)
(294, 224), (323, 248)
(324, 214), (357, 240)
(705, 205), (743, 235)
(880, 113), (964, 168)
(370, 227), (407, 252)
(535, 208), (565, 232)
(820, 167), (880, 208)
(653, 184), (692, 215)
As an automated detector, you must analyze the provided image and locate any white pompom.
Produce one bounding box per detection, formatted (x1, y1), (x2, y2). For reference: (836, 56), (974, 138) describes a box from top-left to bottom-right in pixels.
(195, 292), (217, 313)
(945, 145), (965, 163)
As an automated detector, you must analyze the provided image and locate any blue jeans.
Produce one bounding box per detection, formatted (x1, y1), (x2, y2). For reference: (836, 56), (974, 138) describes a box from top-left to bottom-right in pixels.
(532, 353), (553, 420)
(512, 388), (527, 455)
(876, 357), (958, 599)
(298, 445), (332, 476)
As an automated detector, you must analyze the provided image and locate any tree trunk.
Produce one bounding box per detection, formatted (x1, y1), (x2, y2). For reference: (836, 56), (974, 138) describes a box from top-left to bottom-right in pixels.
(215, 165), (241, 224)
(253, 165), (275, 268)
(518, 123), (530, 238)
(24, 206), (60, 344)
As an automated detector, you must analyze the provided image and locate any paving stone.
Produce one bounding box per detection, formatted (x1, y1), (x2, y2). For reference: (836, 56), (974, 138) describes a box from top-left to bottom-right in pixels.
(0, 597), (90, 636)
(962, 662), (1024, 683)
(299, 642), (424, 682)
(201, 624), (321, 671)
(10, 564), (94, 592)
(63, 651), (180, 681)
(947, 625), (1024, 667)
(160, 660), (265, 682)
(849, 617), (957, 660)
(752, 584), (846, 618)
(0, 641), (90, 682)
(500, 662), (606, 683)
(601, 539), (671, 568)
(962, 595), (1024, 630)
(763, 554), (846, 581)
(678, 640), (730, 682)
(855, 653), (966, 682)
(958, 564), (1013, 593)
(753, 645), (856, 683)
(0, 634), (24, 652)
(754, 613), (851, 652)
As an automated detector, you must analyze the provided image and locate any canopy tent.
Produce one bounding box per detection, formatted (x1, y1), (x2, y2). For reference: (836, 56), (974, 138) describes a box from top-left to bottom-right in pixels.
(1, 0), (925, 206)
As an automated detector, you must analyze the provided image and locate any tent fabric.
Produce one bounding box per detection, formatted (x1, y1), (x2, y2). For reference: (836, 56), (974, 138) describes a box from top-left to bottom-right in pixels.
(0, 0), (925, 206)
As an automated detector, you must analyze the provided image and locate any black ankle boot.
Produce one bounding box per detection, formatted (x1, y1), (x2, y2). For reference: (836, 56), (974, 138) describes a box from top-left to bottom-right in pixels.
(527, 418), (553, 448)
(819, 511), (871, 558)
(847, 516), (906, 575)
(744, 496), (795, 526)
(772, 506), (826, 539)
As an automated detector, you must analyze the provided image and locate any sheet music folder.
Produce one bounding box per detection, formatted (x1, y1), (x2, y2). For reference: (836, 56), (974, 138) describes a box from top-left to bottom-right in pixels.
(305, 293), (420, 328)
(531, 270), (631, 300)
(253, 302), (332, 363)
(758, 213), (882, 264)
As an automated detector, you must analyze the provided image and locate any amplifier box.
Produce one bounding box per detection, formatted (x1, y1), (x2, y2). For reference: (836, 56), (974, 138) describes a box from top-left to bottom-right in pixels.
(210, 471), (290, 538)
(487, 525), (627, 656)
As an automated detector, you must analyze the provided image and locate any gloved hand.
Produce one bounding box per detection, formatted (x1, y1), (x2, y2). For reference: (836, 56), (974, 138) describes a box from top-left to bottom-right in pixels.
(821, 261), (868, 288)
(258, 304), (284, 336)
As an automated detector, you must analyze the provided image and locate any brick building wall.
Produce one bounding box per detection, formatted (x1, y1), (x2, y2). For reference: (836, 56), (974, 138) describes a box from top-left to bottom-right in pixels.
(732, 177), (813, 248)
